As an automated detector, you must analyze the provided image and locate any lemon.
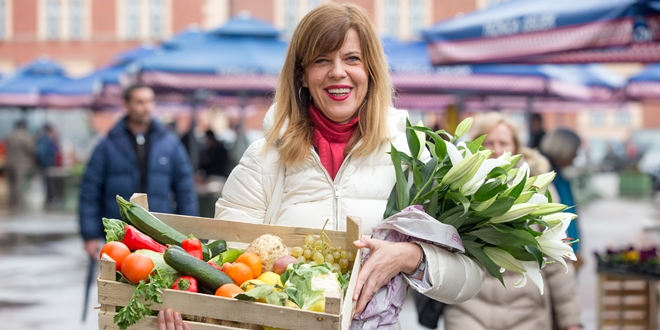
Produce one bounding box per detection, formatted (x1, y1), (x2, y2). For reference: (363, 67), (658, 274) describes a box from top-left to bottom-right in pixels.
(258, 272), (284, 289)
(284, 300), (300, 309)
(262, 326), (286, 330)
(305, 297), (325, 313)
(240, 279), (266, 292)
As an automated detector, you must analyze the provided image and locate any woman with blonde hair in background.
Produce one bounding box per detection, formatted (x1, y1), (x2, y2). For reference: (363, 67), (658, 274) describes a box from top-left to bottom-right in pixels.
(158, 3), (485, 329)
(442, 112), (583, 330)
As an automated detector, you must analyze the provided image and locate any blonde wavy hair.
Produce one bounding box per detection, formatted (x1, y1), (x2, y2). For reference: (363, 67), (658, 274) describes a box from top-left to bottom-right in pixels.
(265, 3), (393, 166)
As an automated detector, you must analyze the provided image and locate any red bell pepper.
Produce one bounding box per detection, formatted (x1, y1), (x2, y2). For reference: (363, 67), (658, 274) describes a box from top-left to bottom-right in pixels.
(182, 235), (204, 260)
(172, 276), (198, 292)
(103, 218), (166, 252)
(207, 260), (223, 271)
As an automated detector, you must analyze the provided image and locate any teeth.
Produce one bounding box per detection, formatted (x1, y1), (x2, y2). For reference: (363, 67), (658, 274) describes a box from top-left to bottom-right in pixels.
(327, 88), (351, 94)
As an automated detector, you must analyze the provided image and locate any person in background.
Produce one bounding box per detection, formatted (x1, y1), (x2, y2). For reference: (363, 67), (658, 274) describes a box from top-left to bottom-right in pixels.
(443, 112), (582, 330)
(5, 120), (34, 212)
(528, 112), (546, 149)
(35, 124), (61, 209)
(159, 3), (485, 329)
(540, 128), (584, 272)
(199, 130), (231, 179)
(79, 84), (198, 260)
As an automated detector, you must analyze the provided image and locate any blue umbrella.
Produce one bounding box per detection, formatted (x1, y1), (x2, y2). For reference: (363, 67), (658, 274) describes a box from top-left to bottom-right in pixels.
(133, 15), (287, 95)
(161, 25), (210, 50)
(422, 0), (660, 65)
(626, 64), (660, 100)
(0, 58), (71, 107)
(40, 45), (157, 109)
(384, 38), (624, 104)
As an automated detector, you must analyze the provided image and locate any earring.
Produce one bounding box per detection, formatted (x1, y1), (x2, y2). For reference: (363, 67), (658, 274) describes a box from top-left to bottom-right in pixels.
(298, 86), (312, 106)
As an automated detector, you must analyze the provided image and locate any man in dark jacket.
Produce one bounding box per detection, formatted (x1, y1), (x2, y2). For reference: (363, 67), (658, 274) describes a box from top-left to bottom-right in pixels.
(79, 84), (198, 258)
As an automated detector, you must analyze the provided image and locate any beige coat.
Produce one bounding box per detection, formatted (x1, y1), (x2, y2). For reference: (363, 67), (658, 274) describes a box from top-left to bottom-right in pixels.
(215, 106), (485, 304)
(5, 128), (34, 171)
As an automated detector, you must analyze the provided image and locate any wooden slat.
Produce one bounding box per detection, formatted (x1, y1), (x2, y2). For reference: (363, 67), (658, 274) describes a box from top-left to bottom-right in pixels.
(341, 248), (362, 330)
(602, 304), (649, 311)
(345, 216), (362, 257)
(601, 318), (647, 326)
(130, 193), (149, 210)
(152, 212), (348, 246)
(98, 311), (242, 330)
(97, 279), (341, 330)
(602, 289), (650, 296)
(99, 254), (117, 314)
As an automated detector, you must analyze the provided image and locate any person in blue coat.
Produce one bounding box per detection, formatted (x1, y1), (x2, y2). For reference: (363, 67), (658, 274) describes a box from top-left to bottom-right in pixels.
(79, 84), (198, 259)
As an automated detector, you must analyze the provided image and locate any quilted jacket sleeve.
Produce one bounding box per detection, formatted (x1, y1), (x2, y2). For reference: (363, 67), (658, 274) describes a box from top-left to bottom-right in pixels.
(404, 242), (486, 304)
(214, 139), (273, 223)
(545, 260), (582, 329)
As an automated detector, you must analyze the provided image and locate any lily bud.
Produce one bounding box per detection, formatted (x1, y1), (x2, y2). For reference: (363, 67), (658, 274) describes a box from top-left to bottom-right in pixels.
(490, 203), (539, 223)
(541, 212), (578, 228)
(529, 203), (568, 216)
(531, 172), (556, 191)
(442, 152), (481, 187)
(483, 247), (526, 274)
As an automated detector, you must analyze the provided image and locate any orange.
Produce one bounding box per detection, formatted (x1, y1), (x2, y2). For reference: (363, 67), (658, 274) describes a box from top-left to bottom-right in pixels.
(236, 252), (262, 279)
(222, 262), (254, 286)
(215, 283), (244, 298)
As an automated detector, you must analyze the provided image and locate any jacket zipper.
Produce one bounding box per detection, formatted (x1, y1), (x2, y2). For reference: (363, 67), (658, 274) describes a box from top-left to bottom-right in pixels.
(310, 147), (351, 231)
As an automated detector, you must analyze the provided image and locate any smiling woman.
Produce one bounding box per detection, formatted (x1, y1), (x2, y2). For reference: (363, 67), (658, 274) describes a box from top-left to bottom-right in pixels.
(158, 3), (486, 330)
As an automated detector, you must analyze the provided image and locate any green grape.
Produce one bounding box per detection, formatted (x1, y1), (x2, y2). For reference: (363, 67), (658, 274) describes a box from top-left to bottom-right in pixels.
(297, 256), (306, 263)
(340, 251), (348, 259)
(303, 249), (312, 259)
(291, 246), (304, 258)
(305, 235), (315, 245)
(336, 245), (344, 253)
(325, 253), (335, 264)
(328, 246), (336, 253)
(308, 261), (318, 266)
(339, 258), (349, 269)
(313, 252), (325, 264)
(347, 251), (355, 261)
(332, 251), (341, 260)
(314, 240), (323, 248)
(332, 263), (341, 273)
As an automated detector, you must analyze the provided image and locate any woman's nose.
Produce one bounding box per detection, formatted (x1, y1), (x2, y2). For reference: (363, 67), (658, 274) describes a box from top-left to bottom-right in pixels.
(329, 60), (347, 79)
(492, 145), (503, 158)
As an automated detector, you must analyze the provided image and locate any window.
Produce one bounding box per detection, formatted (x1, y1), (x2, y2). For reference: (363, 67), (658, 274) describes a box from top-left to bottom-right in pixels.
(150, 0), (164, 38)
(384, 0), (399, 36)
(0, 0), (5, 39)
(126, 0), (140, 40)
(616, 110), (631, 126)
(284, 0), (297, 38)
(46, 0), (60, 40)
(590, 112), (605, 126)
(409, 0), (424, 38)
(308, 0), (323, 9)
(70, 0), (83, 40)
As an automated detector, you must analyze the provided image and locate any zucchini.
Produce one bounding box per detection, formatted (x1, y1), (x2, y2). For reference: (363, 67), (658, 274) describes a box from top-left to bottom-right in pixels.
(164, 246), (233, 292)
(206, 240), (227, 257)
(116, 195), (211, 260)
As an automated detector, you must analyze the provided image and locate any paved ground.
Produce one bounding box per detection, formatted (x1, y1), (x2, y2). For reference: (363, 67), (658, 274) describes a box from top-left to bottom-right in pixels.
(0, 173), (658, 330)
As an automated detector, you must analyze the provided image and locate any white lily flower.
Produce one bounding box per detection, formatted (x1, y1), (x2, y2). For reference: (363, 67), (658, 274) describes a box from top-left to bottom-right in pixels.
(528, 193), (549, 204)
(490, 203), (539, 223)
(514, 191), (535, 204)
(459, 158), (510, 196)
(514, 261), (545, 295)
(511, 162), (530, 187)
(444, 140), (463, 166)
(541, 212), (578, 228)
(415, 120), (426, 158)
(536, 217), (577, 274)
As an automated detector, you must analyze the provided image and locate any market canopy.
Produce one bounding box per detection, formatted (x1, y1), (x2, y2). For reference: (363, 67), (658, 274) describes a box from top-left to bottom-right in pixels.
(131, 15), (286, 96)
(0, 58), (71, 107)
(626, 64), (660, 100)
(421, 0), (660, 65)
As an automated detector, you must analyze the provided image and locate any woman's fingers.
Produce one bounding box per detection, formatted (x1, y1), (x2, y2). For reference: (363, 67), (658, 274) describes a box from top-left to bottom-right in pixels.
(157, 308), (188, 330)
(157, 310), (166, 330)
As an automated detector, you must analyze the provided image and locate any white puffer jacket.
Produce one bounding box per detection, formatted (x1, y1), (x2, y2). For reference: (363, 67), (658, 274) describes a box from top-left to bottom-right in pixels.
(215, 105), (485, 303)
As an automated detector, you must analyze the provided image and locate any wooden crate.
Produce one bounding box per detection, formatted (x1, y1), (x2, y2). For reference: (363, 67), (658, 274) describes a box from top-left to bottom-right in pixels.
(98, 194), (363, 330)
(597, 273), (658, 330)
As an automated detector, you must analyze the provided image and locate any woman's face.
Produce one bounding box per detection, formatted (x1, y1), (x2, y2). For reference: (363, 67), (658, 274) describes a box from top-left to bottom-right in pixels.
(482, 123), (516, 159)
(302, 29), (369, 124)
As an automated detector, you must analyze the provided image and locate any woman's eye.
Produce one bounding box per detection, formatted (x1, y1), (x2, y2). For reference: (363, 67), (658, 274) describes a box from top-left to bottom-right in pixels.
(347, 56), (361, 62)
(315, 58), (328, 64)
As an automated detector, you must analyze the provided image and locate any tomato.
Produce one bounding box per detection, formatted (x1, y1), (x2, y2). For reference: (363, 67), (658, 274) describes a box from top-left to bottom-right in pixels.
(121, 253), (155, 284)
(100, 241), (131, 271)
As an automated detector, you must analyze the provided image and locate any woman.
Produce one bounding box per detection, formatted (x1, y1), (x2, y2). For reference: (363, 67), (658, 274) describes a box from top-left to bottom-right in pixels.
(158, 3), (484, 329)
(443, 112), (582, 330)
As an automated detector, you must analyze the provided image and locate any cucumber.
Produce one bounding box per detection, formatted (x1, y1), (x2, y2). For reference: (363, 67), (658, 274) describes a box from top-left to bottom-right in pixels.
(206, 240), (227, 257)
(116, 195), (211, 260)
(164, 246), (233, 292)
(209, 249), (243, 266)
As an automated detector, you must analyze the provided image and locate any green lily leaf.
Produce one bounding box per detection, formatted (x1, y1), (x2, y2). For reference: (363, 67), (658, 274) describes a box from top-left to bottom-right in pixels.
(464, 242), (504, 286)
(487, 167), (510, 181)
(454, 117), (473, 139)
(384, 184), (398, 218)
(473, 178), (507, 202)
(426, 191), (438, 220)
(467, 134), (486, 154)
(544, 188), (553, 203)
(469, 227), (538, 247)
(498, 246), (538, 262)
(447, 192), (470, 215)
(426, 141), (437, 158)
(472, 196), (515, 218)
(405, 119), (421, 162)
(504, 175), (526, 199)
(390, 144), (410, 212)
(525, 245), (545, 268)
(437, 204), (470, 229)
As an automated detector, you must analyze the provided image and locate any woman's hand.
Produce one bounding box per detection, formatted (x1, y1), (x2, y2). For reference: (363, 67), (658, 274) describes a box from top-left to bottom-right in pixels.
(352, 238), (422, 315)
(157, 309), (191, 330)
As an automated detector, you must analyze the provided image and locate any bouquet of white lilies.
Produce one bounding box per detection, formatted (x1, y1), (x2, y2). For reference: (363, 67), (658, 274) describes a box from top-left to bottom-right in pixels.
(385, 117), (577, 294)
(352, 117), (578, 330)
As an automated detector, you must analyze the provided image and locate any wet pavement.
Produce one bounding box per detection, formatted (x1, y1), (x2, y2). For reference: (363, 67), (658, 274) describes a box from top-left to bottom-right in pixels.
(0, 173), (658, 330)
